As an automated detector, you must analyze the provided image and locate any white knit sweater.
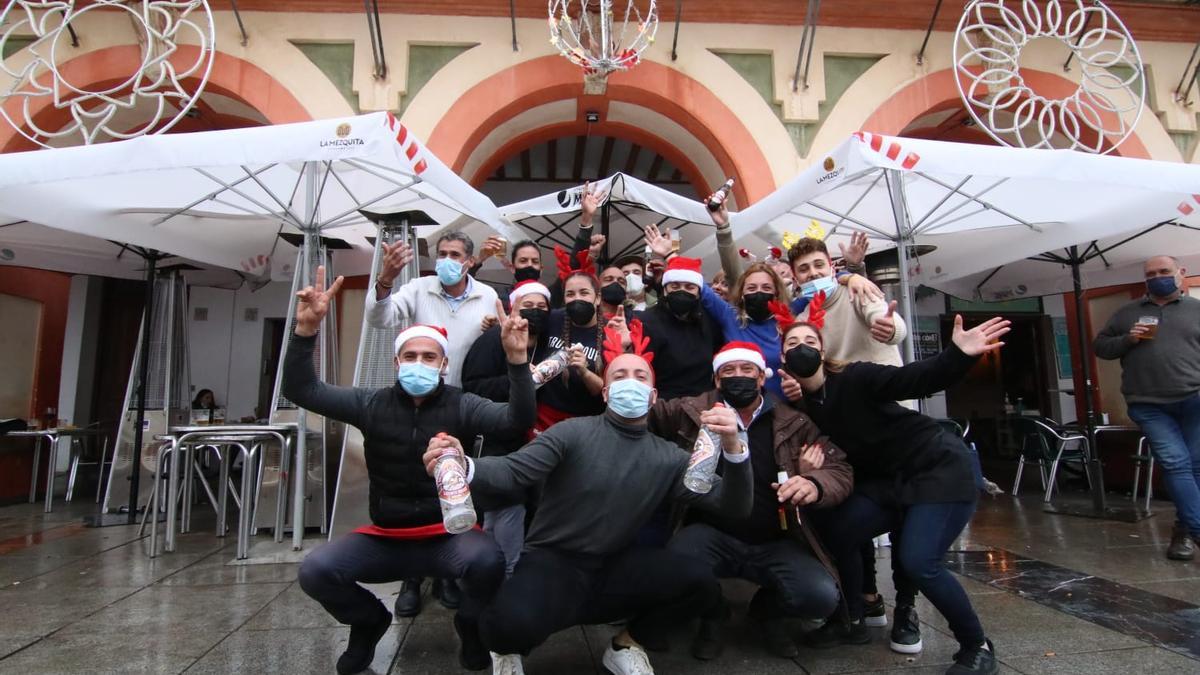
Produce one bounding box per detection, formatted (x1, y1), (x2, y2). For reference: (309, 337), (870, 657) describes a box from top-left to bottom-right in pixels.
(800, 288), (907, 367)
(365, 275), (499, 387)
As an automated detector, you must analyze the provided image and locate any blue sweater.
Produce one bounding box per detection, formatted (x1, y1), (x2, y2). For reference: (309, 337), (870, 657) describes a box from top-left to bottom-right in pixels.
(699, 285), (784, 398)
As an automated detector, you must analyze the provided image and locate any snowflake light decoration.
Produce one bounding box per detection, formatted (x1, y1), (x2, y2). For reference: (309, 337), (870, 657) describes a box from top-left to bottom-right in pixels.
(548, 0), (657, 94)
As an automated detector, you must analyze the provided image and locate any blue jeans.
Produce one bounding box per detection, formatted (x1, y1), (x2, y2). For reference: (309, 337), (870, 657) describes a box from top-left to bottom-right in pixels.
(1128, 393), (1200, 537)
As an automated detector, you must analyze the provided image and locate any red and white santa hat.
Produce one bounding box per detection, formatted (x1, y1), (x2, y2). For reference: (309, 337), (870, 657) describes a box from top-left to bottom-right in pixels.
(712, 341), (772, 377)
(661, 256), (704, 287)
(395, 324), (449, 355)
(508, 279), (551, 306)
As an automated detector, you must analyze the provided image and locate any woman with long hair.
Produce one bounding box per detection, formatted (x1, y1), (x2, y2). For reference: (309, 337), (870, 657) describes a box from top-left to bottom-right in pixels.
(536, 271), (608, 430)
(777, 308), (1010, 675)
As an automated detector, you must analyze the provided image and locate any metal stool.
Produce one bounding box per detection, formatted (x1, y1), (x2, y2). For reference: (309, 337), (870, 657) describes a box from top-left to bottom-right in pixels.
(1131, 436), (1154, 511)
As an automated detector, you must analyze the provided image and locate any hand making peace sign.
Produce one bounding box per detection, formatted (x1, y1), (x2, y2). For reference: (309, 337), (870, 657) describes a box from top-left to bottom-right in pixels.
(295, 265), (344, 337)
(496, 299), (531, 364)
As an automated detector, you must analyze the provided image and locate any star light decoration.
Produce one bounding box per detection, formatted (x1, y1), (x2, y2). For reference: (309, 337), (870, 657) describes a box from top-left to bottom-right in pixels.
(0, 1), (216, 148)
(548, 0), (658, 95)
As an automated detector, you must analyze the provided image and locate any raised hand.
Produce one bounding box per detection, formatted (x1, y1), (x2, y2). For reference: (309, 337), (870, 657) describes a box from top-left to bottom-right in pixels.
(773, 475), (820, 505)
(479, 235), (506, 261)
(870, 300), (899, 343)
(422, 432), (464, 476)
(643, 223), (673, 258)
(646, 258), (665, 279)
(839, 231), (870, 267)
(844, 273), (885, 305)
(606, 312), (632, 349)
(705, 189), (730, 228)
(295, 265), (344, 337)
(700, 404), (742, 451)
(498, 299), (530, 363)
(378, 241), (414, 286)
(952, 314), (1011, 356)
(588, 233), (607, 260)
(581, 181), (608, 225)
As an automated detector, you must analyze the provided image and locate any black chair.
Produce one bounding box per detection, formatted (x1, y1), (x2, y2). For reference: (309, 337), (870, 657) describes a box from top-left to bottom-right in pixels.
(1009, 417), (1090, 503)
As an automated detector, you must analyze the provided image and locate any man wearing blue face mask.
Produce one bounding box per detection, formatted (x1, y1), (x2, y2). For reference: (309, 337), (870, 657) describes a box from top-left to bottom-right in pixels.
(422, 333), (752, 675)
(368, 231), (498, 389)
(1096, 255), (1200, 562)
(284, 267), (536, 675)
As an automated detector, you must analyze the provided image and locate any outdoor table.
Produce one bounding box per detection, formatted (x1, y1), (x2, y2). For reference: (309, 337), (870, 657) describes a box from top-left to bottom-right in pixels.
(5, 427), (108, 513)
(150, 424), (296, 559)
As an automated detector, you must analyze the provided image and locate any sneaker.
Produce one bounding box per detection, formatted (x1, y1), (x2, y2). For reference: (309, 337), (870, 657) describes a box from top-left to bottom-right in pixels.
(890, 605), (923, 654)
(335, 607), (391, 675)
(690, 619), (724, 661)
(803, 618), (871, 649)
(394, 578), (422, 618)
(602, 641), (655, 675)
(1167, 524), (1196, 561)
(759, 618), (798, 658)
(863, 595), (888, 627)
(491, 652), (525, 675)
(433, 578), (462, 610)
(874, 533), (892, 548)
(947, 639), (999, 674)
(454, 614), (489, 671)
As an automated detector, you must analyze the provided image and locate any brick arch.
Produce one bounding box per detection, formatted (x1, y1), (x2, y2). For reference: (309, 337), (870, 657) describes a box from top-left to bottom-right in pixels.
(0, 44), (311, 153)
(860, 67), (1151, 159)
(427, 55), (775, 206)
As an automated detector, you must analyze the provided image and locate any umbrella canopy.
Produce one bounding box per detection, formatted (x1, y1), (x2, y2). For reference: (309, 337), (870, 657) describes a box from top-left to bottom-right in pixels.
(0, 111), (519, 279)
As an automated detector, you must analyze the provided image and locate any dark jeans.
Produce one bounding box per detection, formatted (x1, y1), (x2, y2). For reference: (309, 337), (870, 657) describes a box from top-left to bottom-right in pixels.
(298, 531), (504, 626)
(816, 494), (985, 648)
(860, 537), (918, 607)
(669, 523), (839, 621)
(1128, 394), (1200, 537)
(479, 545), (721, 655)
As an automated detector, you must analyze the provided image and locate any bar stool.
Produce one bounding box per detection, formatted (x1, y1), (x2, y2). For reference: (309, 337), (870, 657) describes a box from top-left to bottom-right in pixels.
(1131, 436), (1154, 511)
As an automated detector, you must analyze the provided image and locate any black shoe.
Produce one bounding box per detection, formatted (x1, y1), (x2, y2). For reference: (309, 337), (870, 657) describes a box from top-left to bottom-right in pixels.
(947, 639), (999, 674)
(890, 604), (923, 654)
(453, 614), (490, 671)
(1167, 525), (1196, 561)
(394, 578), (422, 618)
(690, 619), (724, 661)
(336, 607), (391, 675)
(759, 618), (798, 658)
(803, 618), (871, 649)
(863, 595), (888, 627)
(433, 578), (462, 610)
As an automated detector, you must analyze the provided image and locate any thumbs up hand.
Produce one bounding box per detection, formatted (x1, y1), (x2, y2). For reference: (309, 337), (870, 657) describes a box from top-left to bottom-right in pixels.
(870, 300), (899, 343)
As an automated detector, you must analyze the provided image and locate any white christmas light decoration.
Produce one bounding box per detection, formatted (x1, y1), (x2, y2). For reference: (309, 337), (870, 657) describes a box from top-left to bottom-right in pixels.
(548, 0), (657, 94)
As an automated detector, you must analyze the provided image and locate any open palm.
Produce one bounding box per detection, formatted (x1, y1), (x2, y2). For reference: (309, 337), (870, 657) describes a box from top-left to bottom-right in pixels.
(951, 314), (1011, 356)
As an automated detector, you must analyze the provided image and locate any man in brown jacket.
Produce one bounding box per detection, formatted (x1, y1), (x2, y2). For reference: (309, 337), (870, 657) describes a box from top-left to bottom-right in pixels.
(648, 342), (853, 662)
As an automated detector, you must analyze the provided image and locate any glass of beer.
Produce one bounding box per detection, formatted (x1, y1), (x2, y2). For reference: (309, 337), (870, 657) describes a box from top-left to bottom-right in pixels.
(496, 237), (508, 257)
(1137, 316), (1159, 339)
(670, 230), (681, 254)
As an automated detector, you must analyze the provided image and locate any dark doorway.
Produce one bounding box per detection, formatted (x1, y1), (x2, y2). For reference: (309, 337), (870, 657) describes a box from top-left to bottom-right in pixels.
(257, 318), (286, 420)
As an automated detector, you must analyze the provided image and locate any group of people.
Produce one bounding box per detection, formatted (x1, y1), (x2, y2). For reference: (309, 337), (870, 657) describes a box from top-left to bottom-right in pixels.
(282, 186), (1012, 675)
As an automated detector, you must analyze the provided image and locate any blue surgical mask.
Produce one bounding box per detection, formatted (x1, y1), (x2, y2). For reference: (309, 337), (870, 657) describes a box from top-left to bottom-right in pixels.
(799, 274), (838, 299)
(607, 379), (654, 419)
(1147, 276), (1178, 298)
(436, 257), (465, 286)
(397, 362), (441, 396)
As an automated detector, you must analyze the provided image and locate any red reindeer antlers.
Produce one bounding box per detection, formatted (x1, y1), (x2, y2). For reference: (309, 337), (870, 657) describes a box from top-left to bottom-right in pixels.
(602, 318), (655, 366)
(806, 290), (827, 330)
(554, 245), (596, 281)
(769, 299), (794, 330)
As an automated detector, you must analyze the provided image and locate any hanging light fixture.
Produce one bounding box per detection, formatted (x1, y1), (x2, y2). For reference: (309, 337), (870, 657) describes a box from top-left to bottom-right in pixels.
(548, 0), (658, 95)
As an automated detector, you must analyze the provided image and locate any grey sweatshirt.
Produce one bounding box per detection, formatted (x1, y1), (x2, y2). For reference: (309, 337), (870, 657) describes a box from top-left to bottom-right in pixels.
(469, 412), (753, 556)
(1093, 294), (1200, 404)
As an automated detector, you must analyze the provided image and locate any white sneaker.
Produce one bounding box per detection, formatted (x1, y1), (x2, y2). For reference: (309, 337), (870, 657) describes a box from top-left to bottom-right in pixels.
(874, 533), (891, 548)
(491, 652), (524, 675)
(602, 643), (655, 675)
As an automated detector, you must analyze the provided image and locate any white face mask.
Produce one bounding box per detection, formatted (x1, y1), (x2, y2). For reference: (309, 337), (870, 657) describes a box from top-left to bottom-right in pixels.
(625, 272), (645, 296)
(799, 274), (838, 299)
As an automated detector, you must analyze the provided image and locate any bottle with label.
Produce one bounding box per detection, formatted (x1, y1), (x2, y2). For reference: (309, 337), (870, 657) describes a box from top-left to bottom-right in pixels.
(683, 413), (724, 494)
(707, 178), (735, 212)
(433, 443), (476, 534)
(530, 349), (570, 388)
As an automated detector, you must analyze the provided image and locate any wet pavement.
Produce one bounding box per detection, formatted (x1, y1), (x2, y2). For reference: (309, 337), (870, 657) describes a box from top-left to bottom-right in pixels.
(0, 494), (1197, 674)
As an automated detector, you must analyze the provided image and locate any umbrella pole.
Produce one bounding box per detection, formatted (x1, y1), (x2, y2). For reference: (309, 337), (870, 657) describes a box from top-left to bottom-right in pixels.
(128, 254), (158, 523)
(1069, 248), (1106, 512)
(886, 170), (918, 365)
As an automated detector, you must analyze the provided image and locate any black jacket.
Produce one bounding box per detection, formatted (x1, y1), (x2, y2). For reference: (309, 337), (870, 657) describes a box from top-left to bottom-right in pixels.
(462, 325), (553, 457)
(282, 333), (536, 527)
(636, 303), (725, 400)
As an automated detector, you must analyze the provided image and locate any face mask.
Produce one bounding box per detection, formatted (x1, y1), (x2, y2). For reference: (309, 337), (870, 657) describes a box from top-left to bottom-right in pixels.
(513, 266), (540, 283)
(799, 274), (838, 299)
(719, 376), (761, 409)
(664, 290), (700, 318)
(565, 299), (596, 326)
(600, 282), (627, 306)
(397, 362), (441, 396)
(607, 379), (654, 419)
(436, 257), (465, 286)
(519, 308), (549, 335)
(625, 273), (645, 296)
(743, 291), (775, 322)
(785, 344), (823, 378)
(1147, 276), (1178, 298)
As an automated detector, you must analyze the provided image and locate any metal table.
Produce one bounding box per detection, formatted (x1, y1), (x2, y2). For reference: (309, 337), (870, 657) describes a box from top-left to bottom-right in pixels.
(151, 424), (296, 559)
(6, 427), (108, 513)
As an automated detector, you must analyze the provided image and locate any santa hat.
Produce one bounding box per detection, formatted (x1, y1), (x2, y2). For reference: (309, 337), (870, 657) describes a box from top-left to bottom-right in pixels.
(661, 256), (704, 287)
(712, 341), (772, 378)
(395, 324), (449, 355)
(508, 279), (551, 306)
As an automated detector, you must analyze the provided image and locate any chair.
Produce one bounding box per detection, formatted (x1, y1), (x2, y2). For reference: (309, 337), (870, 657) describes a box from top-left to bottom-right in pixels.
(1131, 436), (1154, 511)
(1008, 417), (1091, 503)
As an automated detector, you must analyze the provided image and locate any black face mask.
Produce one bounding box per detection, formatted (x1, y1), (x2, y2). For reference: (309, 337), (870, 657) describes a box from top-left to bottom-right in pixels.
(785, 344), (823, 378)
(600, 282), (626, 306)
(565, 300), (596, 326)
(513, 266), (540, 283)
(719, 376), (761, 409)
(519, 308), (549, 335)
(664, 290), (700, 319)
(743, 292), (775, 322)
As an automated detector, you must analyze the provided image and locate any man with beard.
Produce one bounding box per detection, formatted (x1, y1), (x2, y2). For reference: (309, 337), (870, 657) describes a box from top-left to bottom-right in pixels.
(637, 256), (725, 401)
